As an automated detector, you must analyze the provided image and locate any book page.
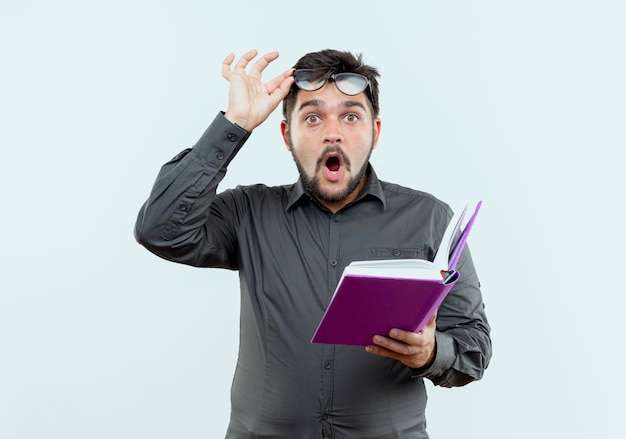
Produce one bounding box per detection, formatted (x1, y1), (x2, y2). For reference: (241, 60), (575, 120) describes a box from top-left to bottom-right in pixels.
(448, 201), (482, 269)
(342, 263), (442, 281)
(432, 203), (468, 269)
(348, 259), (436, 269)
(432, 200), (482, 270)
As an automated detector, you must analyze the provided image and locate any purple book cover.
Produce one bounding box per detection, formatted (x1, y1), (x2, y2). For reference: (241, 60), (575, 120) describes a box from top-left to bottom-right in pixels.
(311, 275), (457, 346)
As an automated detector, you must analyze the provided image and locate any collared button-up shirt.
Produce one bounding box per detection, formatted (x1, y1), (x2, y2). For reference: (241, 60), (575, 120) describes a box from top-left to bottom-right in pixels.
(135, 113), (491, 439)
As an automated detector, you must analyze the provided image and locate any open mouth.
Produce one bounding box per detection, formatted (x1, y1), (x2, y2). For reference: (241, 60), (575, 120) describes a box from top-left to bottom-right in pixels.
(326, 156), (341, 173)
(318, 147), (350, 182)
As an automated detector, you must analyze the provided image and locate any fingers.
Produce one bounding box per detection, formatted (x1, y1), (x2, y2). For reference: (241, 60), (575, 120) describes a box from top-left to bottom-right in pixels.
(264, 68), (295, 96)
(382, 315), (436, 350)
(248, 51), (280, 78)
(365, 340), (415, 364)
(366, 329), (435, 369)
(221, 52), (236, 79)
(222, 50), (258, 80)
(222, 50), (280, 80)
(372, 331), (422, 355)
(368, 325), (434, 356)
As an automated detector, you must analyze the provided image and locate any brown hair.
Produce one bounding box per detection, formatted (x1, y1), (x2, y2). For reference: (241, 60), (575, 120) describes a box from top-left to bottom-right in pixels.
(282, 49), (380, 122)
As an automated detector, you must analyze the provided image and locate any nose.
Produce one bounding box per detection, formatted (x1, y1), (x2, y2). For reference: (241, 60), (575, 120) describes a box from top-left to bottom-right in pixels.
(323, 119), (343, 144)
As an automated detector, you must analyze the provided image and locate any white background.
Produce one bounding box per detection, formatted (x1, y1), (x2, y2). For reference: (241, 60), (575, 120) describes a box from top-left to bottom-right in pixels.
(1, 1), (624, 437)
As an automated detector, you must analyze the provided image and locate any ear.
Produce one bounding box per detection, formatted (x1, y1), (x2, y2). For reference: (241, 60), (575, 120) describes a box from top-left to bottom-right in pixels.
(280, 120), (292, 151)
(371, 118), (382, 150)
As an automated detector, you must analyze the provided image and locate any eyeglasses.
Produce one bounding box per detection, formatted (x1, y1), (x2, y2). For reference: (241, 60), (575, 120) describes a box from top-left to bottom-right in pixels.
(292, 69), (371, 96)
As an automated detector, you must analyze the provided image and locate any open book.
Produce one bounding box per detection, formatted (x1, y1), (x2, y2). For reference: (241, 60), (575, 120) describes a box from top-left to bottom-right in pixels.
(311, 200), (482, 346)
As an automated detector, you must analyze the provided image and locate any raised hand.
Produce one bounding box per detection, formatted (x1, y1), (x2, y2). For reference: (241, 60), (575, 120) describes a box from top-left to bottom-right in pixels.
(222, 50), (295, 131)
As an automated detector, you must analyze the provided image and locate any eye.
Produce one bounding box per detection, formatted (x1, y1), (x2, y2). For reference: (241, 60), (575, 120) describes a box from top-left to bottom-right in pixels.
(344, 113), (360, 123)
(305, 115), (320, 124)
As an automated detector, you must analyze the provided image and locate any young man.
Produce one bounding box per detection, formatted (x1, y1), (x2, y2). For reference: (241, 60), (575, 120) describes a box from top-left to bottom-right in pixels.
(135, 49), (491, 439)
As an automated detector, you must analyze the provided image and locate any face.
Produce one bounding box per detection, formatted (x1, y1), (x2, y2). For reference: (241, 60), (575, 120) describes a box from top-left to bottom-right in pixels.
(281, 82), (381, 212)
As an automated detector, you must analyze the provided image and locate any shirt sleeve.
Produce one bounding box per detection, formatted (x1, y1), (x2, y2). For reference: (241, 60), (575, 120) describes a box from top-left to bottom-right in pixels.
(411, 245), (492, 387)
(134, 112), (250, 268)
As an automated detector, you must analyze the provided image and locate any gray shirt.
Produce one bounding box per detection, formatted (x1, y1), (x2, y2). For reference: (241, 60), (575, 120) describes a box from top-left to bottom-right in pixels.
(135, 113), (491, 439)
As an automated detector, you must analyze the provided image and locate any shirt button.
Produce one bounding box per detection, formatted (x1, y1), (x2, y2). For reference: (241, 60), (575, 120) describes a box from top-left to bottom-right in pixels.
(332, 215), (339, 222)
(227, 133), (237, 142)
(216, 151), (224, 160)
(330, 260), (337, 267)
(393, 249), (401, 257)
(322, 413), (329, 420)
(324, 361), (332, 369)
(178, 202), (188, 211)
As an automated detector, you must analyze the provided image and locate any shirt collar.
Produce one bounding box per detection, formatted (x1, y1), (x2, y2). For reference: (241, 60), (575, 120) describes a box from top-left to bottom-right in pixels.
(286, 164), (387, 211)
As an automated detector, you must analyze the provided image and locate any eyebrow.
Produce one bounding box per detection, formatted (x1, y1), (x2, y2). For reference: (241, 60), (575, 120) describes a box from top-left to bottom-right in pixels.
(298, 99), (367, 112)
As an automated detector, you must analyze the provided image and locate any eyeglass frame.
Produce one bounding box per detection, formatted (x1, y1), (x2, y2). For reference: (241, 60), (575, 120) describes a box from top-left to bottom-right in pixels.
(292, 69), (372, 97)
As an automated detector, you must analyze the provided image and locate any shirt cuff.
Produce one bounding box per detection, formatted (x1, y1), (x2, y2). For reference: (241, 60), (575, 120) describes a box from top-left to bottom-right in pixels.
(410, 331), (456, 379)
(191, 112), (251, 168)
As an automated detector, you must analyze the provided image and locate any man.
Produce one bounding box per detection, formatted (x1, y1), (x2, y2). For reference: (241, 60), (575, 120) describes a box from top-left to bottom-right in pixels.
(135, 49), (491, 438)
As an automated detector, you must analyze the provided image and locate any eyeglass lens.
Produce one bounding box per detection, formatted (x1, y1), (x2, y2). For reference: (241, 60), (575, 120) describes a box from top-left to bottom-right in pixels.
(295, 71), (368, 96)
(334, 74), (368, 95)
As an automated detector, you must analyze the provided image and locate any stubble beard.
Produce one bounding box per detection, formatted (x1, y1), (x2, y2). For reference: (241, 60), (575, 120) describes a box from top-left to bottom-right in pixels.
(291, 143), (373, 204)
